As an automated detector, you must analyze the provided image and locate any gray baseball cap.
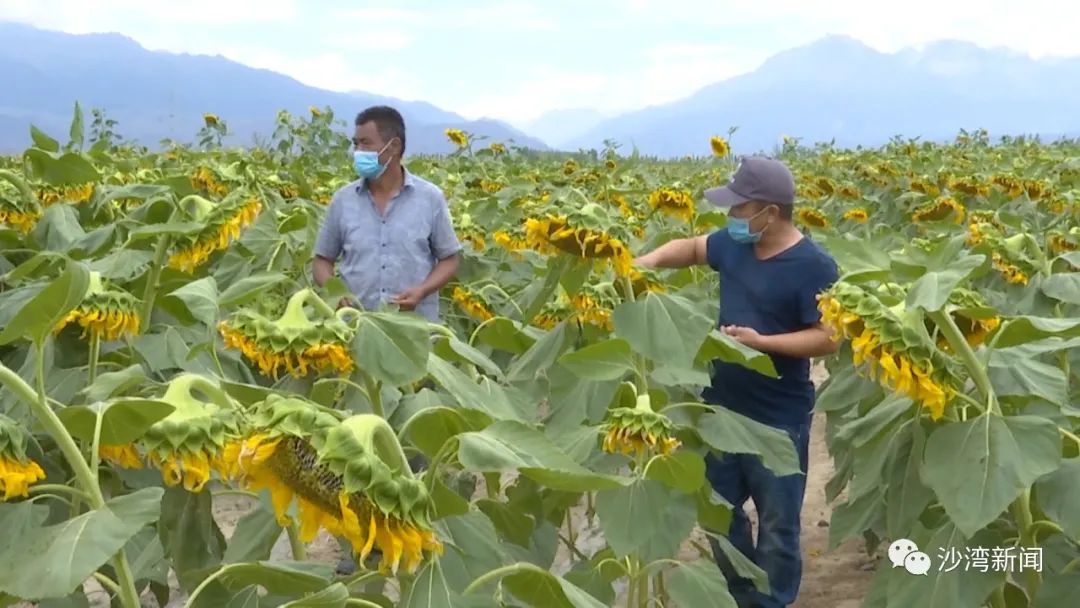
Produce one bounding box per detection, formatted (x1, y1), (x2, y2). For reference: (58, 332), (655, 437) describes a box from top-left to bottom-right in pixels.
(704, 156), (796, 207)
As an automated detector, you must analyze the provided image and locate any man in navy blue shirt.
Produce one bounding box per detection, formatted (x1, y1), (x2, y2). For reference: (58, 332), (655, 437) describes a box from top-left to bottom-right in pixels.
(633, 156), (839, 608)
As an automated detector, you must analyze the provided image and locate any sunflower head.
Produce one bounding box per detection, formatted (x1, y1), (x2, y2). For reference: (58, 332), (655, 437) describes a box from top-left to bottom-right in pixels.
(451, 285), (496, 322)
(795, 207), (830, 229)
(842, 208), (869, 223)
(647, 188), (695, 223)
(140, 375), (243, 492)
(523, 203), (634, 276)
(445, 128), (468, 148)
(601, 406), (681, 458)
(53, 272), (142, 341)
(912, 196), (965, 224)
(709, 136), (730, 157)
(219, 288), (356, 379)
(0, 414), (47, 501)
(169, 194), (261, 273)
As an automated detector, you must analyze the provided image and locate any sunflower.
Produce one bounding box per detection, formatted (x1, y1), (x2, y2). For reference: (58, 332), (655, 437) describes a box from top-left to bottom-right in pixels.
(912, 197), (965, 224)
(203, 113), (219, 127)
(219, 288), (356, 379)
(710, 136), (730, 157)
(563, 159), (578, 175)
(796, 207), (829, 228)
(169, 197), (261, 273)
(1049, 231), (1078, 256)
(309, 106), (323, 118)
(947, 176), (989, 198)
(0, 206), (41, 232)
(991, 253), (1029, 285)
(141, 374), (242, 493)
(605, 159), (617, 170)
(909, 178), (941, 198)
(1023, 180), (1050, 200)
(990, 174), (1024, 198)
(629, 267), (666, 297)
(0, 415), (47, 501)
(818, 285), (958, 420)
(524, 206), (634, 276)
(601, 402), (680, 458)
(843, 208), (869, 222)
(99, 444), (143, 469)
(445, 128), (468, 148)
(492, 229), (528, 253)
(223, 399), (442, 575)
(647, 188), (695, 223)
(451, 286), (495, 322)
(36, 183), (95, 206)
(190, 166), (230, 197)
(53, 274), (142, 341)
(838, 184), (860, 199)
(597, 190), (634, 219)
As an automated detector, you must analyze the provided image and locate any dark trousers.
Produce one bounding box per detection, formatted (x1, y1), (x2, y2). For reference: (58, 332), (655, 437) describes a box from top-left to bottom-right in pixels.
(705, 419), (812, 608)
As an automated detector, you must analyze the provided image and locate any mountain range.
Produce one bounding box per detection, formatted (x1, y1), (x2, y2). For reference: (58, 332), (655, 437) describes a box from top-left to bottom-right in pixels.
(3, 22), (1080, 157)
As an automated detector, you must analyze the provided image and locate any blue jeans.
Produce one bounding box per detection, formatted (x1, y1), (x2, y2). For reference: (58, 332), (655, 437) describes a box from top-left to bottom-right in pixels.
(705, 418), (812, 608)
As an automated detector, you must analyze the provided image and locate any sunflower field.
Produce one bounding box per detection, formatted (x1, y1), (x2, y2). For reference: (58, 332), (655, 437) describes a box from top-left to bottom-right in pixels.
(0, 104), (1078, 608)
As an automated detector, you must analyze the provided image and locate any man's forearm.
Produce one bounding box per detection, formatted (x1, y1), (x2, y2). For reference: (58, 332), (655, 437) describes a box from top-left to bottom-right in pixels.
(639, 238), (698, 268)
(418, 254), (460, 297)
(757, 326), (839, 358)
(313, 256), (335, 287)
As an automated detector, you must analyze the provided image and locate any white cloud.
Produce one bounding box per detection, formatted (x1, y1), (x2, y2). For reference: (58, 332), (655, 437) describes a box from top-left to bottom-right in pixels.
(339, 1), (555, 31)
(0, 0), (298, 30)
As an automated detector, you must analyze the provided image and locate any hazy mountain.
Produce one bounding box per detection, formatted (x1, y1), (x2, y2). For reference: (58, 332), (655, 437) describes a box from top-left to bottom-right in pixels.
(565, 35), (1080, 157)
(0, 22), (549, 154)
(515, 108), (616, 148)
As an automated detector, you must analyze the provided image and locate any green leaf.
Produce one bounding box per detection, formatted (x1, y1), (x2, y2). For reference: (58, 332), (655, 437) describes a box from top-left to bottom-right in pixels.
(0, 258), (90, 346)
(709, 531), (770, 593)
(557, 338), (635, 381)
(991, 316), (1080, 348)
(30, 124), (60, 152)
(921, 415), (1062, 537)
(1035, 571), (1080, 608)
(905, 254), (985, 312)
(403, 406), (492, 460)
(696, 408), (801, 476)
(501, 563), (607, 608)
(821, 233), (894, 282)
(87, 249), (154, 282)
(432, 334), (503, 379)
(127, 222), (205, 241)
(78, 364), (149, 402)
(34, 205), (86, 252)
(476, 499), (535, 548)
(426, 356), (525, 422)
(225, 587), (261, 608)
(218, 272), (290, 308)
(214, 562), (335, 595)
(278, 583), (349, 607)
(613, 292), (713, 369)
(473, 317), (539, 355)
(352, 312), (431, 386)
(224, 500), (283, 563)
(404, 558), (456, 608)
(666, 560), (738, 608)
(24, 149), (101, 185)
(814, 361), (882, 413)
(506, 321), (572, 383)
(643, 451), (706, 494)
(1033, 457), (1080, 540)
(0, 487), (163, 600)
(885, 422), (935, 539)
(57, 398), (175, 445)
(69, 101), (84, 150)
(594, 479), (696, 561)
(160, 486), (227, 591)
(1040, 272), (1080, 305)
(161, 277), (219, 326)
(124, 527), (169, 586)
(456, 421), (630, 491)
(988, 345), (1068, 406)
(833, 394), (912, 448)
(695, 329), (779, 378)
(828, 488), (884, 550)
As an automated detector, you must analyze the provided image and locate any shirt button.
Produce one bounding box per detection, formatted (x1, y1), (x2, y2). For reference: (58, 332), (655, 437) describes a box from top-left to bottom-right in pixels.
(381, 265), (386, 269)
(381, 243), (386, 247)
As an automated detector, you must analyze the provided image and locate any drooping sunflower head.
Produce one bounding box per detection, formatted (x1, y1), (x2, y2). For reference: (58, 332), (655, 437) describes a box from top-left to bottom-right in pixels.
(219, 288), (357, 379)
(0, 179), (42, 232)
(189, 165), (229, 197)
(53, 272), (142, 341)
(203, 113), (220, 127)
(1048, 228), (1079, 258)
(990, 174), (1024, 198)
(946, 176), (990, 198)
(169, 194), (262, 273)
(570, 282), (620, 332)
(909, 177), (941, 198)
(647, 188), (695, 223)
(601, 406), (681, 458)
(629, 267), (667, 297)
(928, 288), (1002, 351)
(445, 128), (468, 148)
(912, 196), (965, 224)
(0, 414), (47, 501)
(596, 190), (634, 219)
(843, 208), (869, 223)
(817, 283), (961, 420)
(451, 285), (496, 322)
(140, 374), (243, 492)
(709, 136), (730, 157)
(492, 227), (529, 254)
(991, 252), (1030, 286)
(523, 203), (634, 276)
(489, 142), (507, 154)
(36, 183), (95, 206)
(795, 207), (830, 229)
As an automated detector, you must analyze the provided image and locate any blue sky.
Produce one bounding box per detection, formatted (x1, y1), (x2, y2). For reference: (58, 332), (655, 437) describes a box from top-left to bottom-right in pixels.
(2, 0), (1077, 126)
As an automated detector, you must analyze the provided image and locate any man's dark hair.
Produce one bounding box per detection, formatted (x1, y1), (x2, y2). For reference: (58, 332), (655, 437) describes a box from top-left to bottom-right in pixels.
(355, 106), (406, 154)
(777, 204), (794, 220)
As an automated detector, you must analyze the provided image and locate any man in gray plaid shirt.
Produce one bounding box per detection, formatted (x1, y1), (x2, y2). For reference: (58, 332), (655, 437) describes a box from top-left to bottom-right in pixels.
(313, 105), (462, 321)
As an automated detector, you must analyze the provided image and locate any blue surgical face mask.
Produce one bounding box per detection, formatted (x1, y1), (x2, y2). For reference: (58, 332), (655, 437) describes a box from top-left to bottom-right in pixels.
(728, 206), (771, 244)
(352, 139), (395, 179)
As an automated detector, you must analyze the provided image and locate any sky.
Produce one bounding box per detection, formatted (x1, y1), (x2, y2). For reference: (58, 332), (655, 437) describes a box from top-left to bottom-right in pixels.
(2, 0), (1079, 126)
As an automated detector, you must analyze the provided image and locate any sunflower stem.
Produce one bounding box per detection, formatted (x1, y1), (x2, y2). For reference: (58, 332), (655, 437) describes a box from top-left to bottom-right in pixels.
(91, 399), (105, 486)
(88, 330), (101, 384)
(92, 571), (122, 597)
(1059, 427), (1080, 451)
(360, 370), (384, 419)
(1, 348), (143, 608)
(139, 233), (172, 334)
(619, 276), (650, 396)
(286, 522), (307, 560)
(28, 483), (93, 501)
(927, 309), (999, 415)
(183, 563), (237, 608)
(1011, 489), (1041, 596)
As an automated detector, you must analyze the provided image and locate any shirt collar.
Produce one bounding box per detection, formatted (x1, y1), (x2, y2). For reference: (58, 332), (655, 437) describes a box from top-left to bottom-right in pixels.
(356, 165), (415, 194)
